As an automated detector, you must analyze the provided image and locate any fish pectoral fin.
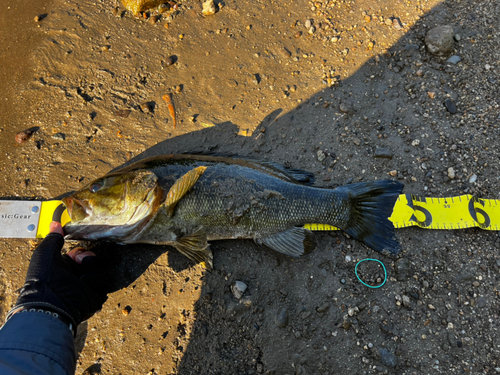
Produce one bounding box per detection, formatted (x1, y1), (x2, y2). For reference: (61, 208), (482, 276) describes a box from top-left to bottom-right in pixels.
(257, 227), (316, 257)
(163, 166), (207, 216)
(175, 228), (213, 269)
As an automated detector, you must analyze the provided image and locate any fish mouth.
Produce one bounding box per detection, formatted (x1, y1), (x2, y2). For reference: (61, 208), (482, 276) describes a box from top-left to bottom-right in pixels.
(62, 196), (91, 223)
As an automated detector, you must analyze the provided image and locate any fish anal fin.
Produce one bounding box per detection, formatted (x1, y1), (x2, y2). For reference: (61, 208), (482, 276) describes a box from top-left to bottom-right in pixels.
(257, 227), (316, 257)
(175, 227), (213, 269)
(164, 166), (207, 216)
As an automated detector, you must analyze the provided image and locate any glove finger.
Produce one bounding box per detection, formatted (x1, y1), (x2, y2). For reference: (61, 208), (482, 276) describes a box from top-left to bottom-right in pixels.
(25, 233), (65, 281)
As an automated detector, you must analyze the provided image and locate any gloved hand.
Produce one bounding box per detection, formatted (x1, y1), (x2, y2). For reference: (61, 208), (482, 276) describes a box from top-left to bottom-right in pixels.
(6, 222), (108, 335)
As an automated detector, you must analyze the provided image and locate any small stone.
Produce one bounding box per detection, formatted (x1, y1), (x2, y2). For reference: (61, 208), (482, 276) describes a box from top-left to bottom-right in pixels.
(416, 69), (424, 77)
(231, 281), (247, 299)
(385, 18), (393, 26)
(364, 15), (371, 22)
(411, 139), (420, 147)
(280, 47), (292, 59)
(148, 15), (158, 24)
(402, 295), (411, 307)
(447, 167), (455, 179)
(425, 25), (454, 56)
(122, 305), (132, 316)
(395, 258), (411, 281)
(342, 320), (351, 330)
(469, 174), (477, 183)
(304, 19), (312, 29)
(140, 102), (153, 113)
(52, 133), (66, 141)
(389, 170), (397, 177)
(202, 0), (217, 16)
(316, 302), (330, 313)
(276, 308), (288, 328)
(446, 55), (462, 64)
(374, 148), (393, 159)
(472, 280), (480, 287)
(15, 129), (35, 144)
(453, 273), (474, 284)
(444, 98), (457, 113)
(317, 150), (326, 162)
(477, 297), (486, 308)
(228, 79), (238, 88)
(428, 91), (436, 99)
(392, 18), (402, 30)
(428, 304), (436, 310)
(165, 56), (176, 66)
(353, 138), (361, 146)
(308, 26), (316, 34)
(379, 348), (398, 368)
(339, 102), (354, 114)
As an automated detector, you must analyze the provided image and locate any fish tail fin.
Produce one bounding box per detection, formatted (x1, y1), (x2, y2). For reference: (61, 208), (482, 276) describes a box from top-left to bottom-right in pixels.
(342, 180), (403, 255)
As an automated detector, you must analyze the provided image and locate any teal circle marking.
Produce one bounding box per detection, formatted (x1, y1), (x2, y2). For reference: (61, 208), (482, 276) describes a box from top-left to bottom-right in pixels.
(355, 258), (387, 288)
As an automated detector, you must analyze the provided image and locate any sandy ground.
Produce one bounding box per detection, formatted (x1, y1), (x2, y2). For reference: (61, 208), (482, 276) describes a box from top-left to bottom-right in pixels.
(1, 0), (499, 373)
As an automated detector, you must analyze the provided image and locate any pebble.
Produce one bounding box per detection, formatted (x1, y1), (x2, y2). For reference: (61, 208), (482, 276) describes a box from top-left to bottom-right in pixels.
(339, 102), (354, 114)
(316, 302), (330, 313)
(395, 258), (411, 281)
(202, 0), (217, 16)
(15, 129), (35, 144)
(374, 148), (393, 159)
(304, 19), (312, 29)
(425, 25), (454, 56)
(402, 295), (411, 307)
(140, 102), (153, 113)
(444, 98), (457, 114)
(275, 308), (288, 328)
(308, 26), (316, 34)
(446, 55), (462, 64)
(453, 273), (474, 284)
(165, 56), (176, 66)
(416, 69), (424, 77)
(447, 167), (455, 179)
(385, 18), (393, 26)
(52, 133), (66, 141)
(379, 348), (398, 368)
(472, 280), (480, 287)
(477, 297), (486, 308)
(392, 18), (402, 30)
(228, 79), (238, 88)
(353, 138), (361, 146)
(469, 174), (477, 183)
(231, 281), (247, 299)
(317, 150), (326, 162)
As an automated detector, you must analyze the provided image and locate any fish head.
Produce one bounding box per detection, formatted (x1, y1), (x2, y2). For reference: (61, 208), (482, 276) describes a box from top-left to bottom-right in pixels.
(62, 170), (163, 239)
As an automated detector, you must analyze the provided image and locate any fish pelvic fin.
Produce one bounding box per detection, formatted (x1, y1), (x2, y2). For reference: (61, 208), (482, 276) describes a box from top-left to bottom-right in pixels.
(175, 227), (213, 269)
(342, 180), (404, 255)
(164, 166), (207, 217)
(256, 227), (317, 257)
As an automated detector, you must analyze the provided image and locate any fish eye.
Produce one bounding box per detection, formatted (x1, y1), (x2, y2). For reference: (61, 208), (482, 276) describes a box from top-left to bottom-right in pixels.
(89, 182), (102, 193)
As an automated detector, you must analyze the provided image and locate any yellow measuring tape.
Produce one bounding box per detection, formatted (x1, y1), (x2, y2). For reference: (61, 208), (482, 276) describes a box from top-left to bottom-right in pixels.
(37, 194), (499, 238)
(305, 193), (500, 231)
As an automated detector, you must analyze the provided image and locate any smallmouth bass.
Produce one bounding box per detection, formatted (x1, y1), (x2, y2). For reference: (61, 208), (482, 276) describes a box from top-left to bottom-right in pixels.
(62, 154), (404, 268)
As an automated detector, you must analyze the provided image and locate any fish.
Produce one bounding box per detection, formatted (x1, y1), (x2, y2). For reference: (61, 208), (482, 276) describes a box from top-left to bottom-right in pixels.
(162, 94), (176, 128)
(62, 154), (404, 268)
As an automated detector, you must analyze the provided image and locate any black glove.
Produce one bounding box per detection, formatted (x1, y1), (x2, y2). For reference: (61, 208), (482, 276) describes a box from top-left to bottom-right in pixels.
(7, 228), (108, 336)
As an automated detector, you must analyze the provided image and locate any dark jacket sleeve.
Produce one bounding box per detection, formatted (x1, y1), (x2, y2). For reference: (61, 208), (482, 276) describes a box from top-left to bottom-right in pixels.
(0, 312), (76, 375)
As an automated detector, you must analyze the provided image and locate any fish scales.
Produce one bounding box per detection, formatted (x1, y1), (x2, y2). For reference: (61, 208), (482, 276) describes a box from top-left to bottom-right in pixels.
(135, 162), (351, 242)
(62, 154), (404, 268)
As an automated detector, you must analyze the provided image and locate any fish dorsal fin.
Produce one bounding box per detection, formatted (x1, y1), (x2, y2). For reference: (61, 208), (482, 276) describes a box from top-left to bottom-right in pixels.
(256, 227), (317, 257)
(175, 227), (213, 269)
(164, 166), (207, 216)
